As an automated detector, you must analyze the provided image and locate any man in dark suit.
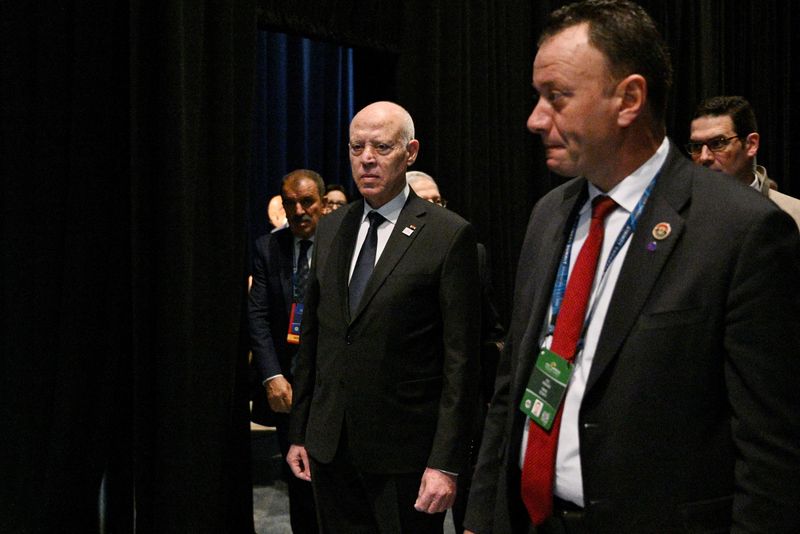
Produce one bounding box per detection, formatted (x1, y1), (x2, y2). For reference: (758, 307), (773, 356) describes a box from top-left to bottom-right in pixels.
(286, 101), (481, 533)
(406, 169), (505, 533)
(464, 1), (800, 533)
(248, 168), (325, 533)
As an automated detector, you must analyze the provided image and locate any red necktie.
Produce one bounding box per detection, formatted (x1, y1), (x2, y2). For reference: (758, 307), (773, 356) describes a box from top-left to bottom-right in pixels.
(521, 195), (618, 525)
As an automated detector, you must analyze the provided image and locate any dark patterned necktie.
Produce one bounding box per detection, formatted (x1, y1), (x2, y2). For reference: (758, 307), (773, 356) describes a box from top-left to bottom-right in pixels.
(349, 211), (385, 315)
(293, 239), (312, 303)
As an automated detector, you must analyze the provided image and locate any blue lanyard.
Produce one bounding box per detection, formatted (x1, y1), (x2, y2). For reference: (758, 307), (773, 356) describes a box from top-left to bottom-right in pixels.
(547, 175), (658, 337)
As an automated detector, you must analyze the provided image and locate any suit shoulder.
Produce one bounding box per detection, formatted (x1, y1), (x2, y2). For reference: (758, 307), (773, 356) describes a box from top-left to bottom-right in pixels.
(528, 177), (584, 222)
(691, 167), (785, 222)
(316, 202), (350, 236)
(408, 196), (472, 230)
(656, 153), (796, 239)
(255, 227), (292, 250)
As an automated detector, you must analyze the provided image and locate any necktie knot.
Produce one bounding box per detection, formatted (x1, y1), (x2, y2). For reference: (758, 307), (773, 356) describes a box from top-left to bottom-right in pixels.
(299, 239), (312, 256)
(367, 210), (385, 228)
(591, 195), (618, 221)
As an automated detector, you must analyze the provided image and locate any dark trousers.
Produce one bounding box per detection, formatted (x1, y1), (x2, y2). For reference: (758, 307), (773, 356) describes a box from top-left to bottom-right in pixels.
(309, 427), (446, 534)
(276, 418), (319, 534)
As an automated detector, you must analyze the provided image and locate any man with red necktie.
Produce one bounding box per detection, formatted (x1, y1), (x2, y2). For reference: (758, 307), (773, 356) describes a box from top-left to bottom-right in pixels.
(464, 1), (800, 533)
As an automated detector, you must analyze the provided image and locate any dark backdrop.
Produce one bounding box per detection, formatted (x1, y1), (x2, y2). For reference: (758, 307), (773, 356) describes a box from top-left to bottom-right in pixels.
(3, 1), (799, 532)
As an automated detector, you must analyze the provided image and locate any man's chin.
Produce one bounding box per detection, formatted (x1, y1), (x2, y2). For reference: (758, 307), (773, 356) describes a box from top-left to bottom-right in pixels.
(545, 160), (577, 178)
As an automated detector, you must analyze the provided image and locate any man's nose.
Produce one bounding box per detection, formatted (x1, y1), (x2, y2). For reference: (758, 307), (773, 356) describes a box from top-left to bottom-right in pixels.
(359, 145), (378, 163)
(697, 145), (715, 165)
(527, 101), (549, 134)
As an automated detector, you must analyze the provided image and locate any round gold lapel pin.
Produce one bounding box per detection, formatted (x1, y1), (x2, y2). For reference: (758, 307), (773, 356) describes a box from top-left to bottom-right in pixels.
(652, 222), (671, 240)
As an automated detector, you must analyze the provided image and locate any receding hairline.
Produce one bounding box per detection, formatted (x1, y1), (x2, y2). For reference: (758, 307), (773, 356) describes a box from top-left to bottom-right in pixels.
(282, 169), (325, 198)
(351, 101), (416, 143)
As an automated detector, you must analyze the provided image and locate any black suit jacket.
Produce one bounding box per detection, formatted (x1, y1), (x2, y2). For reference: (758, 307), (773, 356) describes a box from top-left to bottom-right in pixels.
(465, 142), (800, 533)
(288, 190), (481, 474)
(248, 227), (298, 425)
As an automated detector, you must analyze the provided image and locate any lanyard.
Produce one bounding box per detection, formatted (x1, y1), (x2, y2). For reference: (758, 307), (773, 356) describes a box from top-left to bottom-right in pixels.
(547, 174), (658, 339)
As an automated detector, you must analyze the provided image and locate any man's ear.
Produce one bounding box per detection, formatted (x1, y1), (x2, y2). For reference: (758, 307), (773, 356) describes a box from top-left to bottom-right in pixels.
(406, 139), (420, 166)
(744, 132), (759, 158)
(616, 74), (646, 128)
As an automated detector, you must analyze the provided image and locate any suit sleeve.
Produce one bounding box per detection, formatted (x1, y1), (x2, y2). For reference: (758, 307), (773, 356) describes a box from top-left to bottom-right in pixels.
(247, 238), (282, 382)
(426, 222), (482, 473)
(724, 209), (800, 531)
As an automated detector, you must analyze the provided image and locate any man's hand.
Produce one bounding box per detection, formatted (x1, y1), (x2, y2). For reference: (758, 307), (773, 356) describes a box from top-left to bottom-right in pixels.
(414, 467), (457, 514)
(265, 375), (292, 413)
(286, 444), (312, 481)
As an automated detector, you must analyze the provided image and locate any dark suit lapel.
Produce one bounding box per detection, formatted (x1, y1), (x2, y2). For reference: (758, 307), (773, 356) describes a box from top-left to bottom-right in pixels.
(512, 180), (587, 398)
(333, 202), (364, 323)
(586, 145), (691, 393)
(349, 196), (426, 322)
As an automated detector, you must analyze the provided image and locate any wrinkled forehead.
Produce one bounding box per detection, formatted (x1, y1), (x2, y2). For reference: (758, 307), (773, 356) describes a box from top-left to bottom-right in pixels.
(350, 110), (405, 140)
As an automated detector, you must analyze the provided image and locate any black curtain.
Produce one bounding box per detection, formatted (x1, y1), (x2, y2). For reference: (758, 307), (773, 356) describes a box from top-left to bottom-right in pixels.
(2, 4), (132, 532)
(3, 2), (256, 533)
(393, 0), (541, 323)
(129, 1), (255, 532)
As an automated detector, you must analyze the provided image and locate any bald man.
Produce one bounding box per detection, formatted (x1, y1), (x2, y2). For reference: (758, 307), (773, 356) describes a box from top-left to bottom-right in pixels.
(287, 102), (481, 533)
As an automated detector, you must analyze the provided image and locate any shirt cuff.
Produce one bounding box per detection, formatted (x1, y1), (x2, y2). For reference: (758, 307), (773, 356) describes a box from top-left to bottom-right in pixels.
(263, 374), (284, 385)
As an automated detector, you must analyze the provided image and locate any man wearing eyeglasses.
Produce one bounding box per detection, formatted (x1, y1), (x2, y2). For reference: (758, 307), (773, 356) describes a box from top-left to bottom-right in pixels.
(689, 95), (800, 230)
(321, 183), (348, 215)
(286, 101), (481, 533)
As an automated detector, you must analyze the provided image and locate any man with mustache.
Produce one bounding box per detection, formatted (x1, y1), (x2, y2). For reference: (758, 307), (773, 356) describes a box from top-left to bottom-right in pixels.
(287, 101), (481, 533)
(248, 168), (325, 533)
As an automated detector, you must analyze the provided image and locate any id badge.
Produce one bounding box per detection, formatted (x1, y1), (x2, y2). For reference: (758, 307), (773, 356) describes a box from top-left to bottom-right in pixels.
(286, 302), (303, 345)
(519, 348), (572, 430)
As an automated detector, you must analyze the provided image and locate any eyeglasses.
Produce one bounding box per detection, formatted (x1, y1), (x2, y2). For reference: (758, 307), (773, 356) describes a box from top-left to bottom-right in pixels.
(433, 198), (448, 208)
(348, 141), (403, 157)
(685, 135), (740, 156)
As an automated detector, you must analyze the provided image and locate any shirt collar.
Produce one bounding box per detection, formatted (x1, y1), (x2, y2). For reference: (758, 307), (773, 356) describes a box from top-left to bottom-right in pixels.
(293, 235), (314, 247)
(359, 184), (409, 226)
(586, 137), (670, 213)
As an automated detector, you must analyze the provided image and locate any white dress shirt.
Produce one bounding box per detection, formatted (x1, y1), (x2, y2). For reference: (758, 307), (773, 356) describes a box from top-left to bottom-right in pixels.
(348, 185), (409, 281)
(520, 138), (670, 506)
